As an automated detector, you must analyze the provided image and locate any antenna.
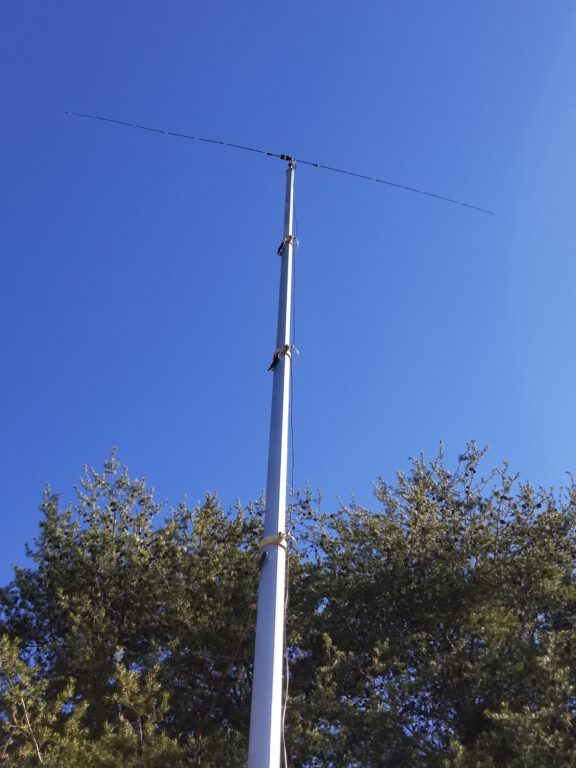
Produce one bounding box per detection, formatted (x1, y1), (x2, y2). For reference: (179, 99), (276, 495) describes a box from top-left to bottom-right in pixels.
(68, 111), (494, 767)
(66, 112), (494, 215)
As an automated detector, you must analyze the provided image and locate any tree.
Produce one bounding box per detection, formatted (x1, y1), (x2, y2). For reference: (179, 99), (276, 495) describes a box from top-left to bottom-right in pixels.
(1, 446), (576, 765)
(1, 453), (263, 764)
(286, 446), (576, 766)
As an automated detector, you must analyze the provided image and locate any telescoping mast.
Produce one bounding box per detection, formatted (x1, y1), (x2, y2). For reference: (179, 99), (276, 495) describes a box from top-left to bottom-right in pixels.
(248, 157), (295, 768)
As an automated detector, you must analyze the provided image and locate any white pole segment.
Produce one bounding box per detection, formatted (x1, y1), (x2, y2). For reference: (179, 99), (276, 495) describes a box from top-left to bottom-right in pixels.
(248, 159), (295, 768)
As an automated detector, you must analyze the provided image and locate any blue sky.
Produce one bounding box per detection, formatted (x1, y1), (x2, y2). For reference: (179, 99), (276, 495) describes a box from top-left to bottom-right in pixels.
(1, 1), (576, 584)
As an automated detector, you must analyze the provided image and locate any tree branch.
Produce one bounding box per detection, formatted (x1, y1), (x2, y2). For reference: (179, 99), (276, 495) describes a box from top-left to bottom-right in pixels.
(19, 697), (44, 765)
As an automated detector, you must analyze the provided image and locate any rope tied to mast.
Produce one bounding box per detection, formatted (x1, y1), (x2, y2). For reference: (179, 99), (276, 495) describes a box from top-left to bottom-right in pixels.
(259, 532), (288, 551)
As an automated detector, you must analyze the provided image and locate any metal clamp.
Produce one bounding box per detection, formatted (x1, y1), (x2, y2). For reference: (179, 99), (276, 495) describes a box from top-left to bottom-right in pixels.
(268, 344), (291, 371)
(277, 235), (297, 255)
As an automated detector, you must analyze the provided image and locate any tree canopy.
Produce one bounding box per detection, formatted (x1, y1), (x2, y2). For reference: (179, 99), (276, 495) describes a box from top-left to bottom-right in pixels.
(1, 447), (575, 766)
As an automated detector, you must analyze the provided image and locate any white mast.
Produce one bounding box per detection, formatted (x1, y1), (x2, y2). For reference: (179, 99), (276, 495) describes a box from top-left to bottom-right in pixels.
(248, 158), (295, 768)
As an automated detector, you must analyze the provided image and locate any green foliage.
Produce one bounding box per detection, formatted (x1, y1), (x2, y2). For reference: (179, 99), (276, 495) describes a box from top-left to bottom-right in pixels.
(1, 446), (576, 765)
(0, 634), (85, 766)
(0, 635), (186, 766)
(1, 453), (262, 764)
(286, 446), (576, 766)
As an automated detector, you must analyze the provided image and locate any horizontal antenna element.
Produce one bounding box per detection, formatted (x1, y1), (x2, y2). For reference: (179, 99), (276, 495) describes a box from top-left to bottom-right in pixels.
(66, 112), (494, 215)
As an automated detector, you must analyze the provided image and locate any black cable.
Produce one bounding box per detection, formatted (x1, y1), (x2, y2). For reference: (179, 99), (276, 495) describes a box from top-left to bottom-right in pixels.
(290, 233), (297, 501)
(282, 539), (290, 768)
(66, 111), (494, 215)
(281, 208), (298, 768)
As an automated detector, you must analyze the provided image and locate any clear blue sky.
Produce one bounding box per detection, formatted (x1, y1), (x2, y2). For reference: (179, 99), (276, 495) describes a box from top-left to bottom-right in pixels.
(2, 1), (576, 584)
